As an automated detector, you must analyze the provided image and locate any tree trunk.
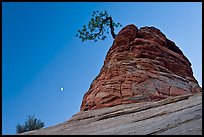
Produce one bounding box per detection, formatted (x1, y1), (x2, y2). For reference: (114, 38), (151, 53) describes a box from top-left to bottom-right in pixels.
(109, 17), (116, 39)
(103, 16), (116, 39)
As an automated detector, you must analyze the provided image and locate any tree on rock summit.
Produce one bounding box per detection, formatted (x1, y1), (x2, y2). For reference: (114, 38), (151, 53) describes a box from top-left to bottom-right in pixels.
(76, 10), (122, 42)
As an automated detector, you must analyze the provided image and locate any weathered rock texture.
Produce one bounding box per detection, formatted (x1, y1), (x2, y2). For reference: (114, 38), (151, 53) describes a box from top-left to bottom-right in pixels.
(80, 24), (202, 111)
(20, 93), (202, 135)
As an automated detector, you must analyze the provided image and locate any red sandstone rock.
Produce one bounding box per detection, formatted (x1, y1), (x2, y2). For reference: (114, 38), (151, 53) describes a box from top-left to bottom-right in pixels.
(80, 24), (202, 111)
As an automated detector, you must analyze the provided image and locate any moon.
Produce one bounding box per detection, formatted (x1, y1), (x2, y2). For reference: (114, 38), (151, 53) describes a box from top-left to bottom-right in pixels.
(60, 87), (64, 91)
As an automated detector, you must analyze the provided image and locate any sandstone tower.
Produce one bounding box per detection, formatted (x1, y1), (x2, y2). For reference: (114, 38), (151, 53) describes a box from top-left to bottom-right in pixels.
(80, 24), (202, 111)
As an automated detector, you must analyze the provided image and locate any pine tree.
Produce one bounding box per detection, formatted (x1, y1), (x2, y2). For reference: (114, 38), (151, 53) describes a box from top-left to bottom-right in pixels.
(16, 115), (44, 134)
(76, 10), (122, 42)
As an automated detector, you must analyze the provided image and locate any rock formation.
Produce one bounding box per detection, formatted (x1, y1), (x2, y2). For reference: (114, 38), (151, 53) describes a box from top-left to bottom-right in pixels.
(80, 24), (202, 111)
(20, 24), (202, 135)
(20, 93), (202, 135)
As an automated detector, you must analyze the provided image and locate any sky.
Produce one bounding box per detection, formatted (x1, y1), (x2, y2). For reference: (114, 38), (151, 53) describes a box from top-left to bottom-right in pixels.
(2, 2), (202, 135)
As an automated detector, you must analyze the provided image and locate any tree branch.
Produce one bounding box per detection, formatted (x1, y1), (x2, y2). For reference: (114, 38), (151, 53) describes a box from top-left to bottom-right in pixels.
(91, 16), (116, 40)
(92, 24), (103, 38)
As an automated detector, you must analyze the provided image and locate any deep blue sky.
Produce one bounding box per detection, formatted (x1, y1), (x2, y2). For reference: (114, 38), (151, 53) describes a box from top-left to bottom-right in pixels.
(2, 2), (202, 135)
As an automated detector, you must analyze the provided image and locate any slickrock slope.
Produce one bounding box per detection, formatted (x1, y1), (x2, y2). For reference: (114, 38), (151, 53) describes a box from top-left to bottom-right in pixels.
(20, 93), (202, 135)
(80, 24), (201, 111)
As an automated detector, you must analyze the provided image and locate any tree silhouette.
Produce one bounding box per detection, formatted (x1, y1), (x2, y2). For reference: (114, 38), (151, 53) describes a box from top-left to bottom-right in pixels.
(76, 10), (122, 42)
(16, 115), (44, 134)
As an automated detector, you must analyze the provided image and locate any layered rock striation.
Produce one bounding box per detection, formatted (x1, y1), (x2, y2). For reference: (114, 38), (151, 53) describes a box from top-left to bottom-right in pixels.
(20, 93), (202, 135)
(80, 24), (202, 111)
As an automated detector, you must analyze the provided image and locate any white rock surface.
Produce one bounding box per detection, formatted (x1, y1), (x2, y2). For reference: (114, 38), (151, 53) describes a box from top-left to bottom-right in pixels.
(20, 92), (202, 135)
